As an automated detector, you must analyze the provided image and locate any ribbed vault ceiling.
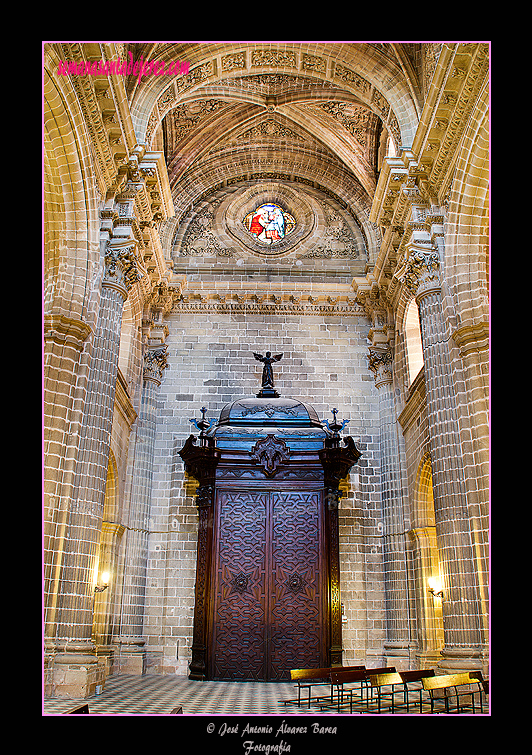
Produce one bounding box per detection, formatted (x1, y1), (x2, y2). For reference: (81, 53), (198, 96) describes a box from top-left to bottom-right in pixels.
(126, 42), (427, 234)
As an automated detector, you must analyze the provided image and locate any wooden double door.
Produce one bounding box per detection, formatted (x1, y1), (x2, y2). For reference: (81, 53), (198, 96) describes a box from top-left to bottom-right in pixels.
(208, 486), (328, 681)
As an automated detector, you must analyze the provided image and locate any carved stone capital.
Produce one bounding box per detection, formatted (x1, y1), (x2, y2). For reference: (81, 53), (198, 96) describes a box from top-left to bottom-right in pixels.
(403, 247), (441, 300)
(143, 345), (168, 385)
(148, 282), (175, 316)
(368, 347), (393, 387)
(103, 242), (143, 298)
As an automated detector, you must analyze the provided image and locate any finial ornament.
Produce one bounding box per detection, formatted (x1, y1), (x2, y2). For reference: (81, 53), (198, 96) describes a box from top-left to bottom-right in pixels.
(323, 408), (350, 440)
(190, 406), (216, 445)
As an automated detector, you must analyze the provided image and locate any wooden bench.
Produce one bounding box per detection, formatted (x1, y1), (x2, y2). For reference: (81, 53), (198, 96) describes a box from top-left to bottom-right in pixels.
(322, 666), (397, 713)
(422, 672), (486, 714)
(397, 669), (436, 712)
(281, 667), (333, 708)
(327, 669), (369, 712)
(368, 672), (406, 713)
(170, 706), (183, 714)
(470, 670), (489, 696)
(283, 666), (365, 708)
(364, 670), (434, 713)
(321, 667), (370, 710)
(62, 704), (90, 714)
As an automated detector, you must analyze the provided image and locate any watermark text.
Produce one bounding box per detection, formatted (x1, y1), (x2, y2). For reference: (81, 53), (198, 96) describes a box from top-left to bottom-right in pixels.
(57, 52), (190, 83)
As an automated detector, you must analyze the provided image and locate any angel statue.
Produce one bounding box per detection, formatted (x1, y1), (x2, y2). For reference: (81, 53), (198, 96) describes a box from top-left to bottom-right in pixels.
(253, 351), (283, 389)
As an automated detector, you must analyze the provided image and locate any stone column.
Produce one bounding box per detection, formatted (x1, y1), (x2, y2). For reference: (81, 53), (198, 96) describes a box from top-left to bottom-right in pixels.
(403, 239), (484, 672)
(49, 178), (144, 698)
(368, 345), (413, 668)
(113, 344), (168, 674)
(43, 316), (93, 640)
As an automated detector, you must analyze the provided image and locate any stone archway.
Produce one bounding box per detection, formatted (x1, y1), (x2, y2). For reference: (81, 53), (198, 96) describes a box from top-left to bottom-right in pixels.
(408, 453), (445, 668)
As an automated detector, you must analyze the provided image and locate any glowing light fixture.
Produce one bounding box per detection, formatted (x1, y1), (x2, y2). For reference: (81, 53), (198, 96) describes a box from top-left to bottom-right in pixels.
(95, 572), (110, 593)
(428, 576), (443, 599)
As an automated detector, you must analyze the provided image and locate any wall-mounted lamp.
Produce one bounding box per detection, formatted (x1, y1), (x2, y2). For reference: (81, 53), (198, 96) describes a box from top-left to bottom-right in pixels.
(94, 572), (110, 593)
(428, 576), (443, 599)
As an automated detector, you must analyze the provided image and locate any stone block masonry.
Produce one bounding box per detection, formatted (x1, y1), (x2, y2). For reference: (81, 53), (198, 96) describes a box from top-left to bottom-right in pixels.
(142, 308), (384, 670)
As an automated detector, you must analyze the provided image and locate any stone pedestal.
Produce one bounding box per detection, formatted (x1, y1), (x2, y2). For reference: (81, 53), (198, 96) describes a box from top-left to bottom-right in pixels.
(51, 651), (107, 699)
(383, 642), (417, 671)
(438, 647), (485, 674)
(415, 650), (444, 671)
(112, 635), (147, 675)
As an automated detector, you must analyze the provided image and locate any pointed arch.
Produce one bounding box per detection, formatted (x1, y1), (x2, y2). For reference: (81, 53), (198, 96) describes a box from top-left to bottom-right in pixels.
(43, 60), (101, 323)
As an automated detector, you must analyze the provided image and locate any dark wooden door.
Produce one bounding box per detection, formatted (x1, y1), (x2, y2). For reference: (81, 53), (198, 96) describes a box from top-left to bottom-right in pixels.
(209, 487), (327, 681)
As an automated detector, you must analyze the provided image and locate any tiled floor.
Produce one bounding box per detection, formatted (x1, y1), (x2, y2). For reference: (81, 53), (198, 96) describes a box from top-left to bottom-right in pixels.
(43, 674), (489, 716)
(43, 675), (338, 716)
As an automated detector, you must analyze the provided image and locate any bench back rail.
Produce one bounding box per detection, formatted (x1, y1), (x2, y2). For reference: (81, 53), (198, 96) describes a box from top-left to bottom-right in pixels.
(422, 672), (485, 714)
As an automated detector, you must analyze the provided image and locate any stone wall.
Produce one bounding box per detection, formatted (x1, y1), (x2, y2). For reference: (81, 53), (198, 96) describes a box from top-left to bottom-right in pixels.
(141, 306), (383, 672)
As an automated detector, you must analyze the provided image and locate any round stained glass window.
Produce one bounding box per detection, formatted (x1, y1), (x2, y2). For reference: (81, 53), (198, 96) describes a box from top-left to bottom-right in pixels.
(243, 204), (295, 245)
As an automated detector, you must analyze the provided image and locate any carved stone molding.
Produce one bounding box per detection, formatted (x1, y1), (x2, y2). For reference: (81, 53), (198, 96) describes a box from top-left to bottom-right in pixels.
(451, 322), (489, 355)
(43, 314), (92, 349)
(115, 368), (138, 428)
(397, 367), (426, 432)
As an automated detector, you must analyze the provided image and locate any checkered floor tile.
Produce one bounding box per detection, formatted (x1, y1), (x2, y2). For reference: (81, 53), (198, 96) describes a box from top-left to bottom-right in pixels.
(43, 674), (489, 716)
(43, 674), (339, 716)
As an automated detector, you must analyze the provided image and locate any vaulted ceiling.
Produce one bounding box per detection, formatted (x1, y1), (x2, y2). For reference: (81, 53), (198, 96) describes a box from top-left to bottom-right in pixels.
(125, 42), (429, 231)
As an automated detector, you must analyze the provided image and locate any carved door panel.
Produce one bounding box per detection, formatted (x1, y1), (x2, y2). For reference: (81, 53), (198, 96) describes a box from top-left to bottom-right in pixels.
(269, 490), (325, 679)
(209, 487), (326, 681)
(210, 490), (268, 681)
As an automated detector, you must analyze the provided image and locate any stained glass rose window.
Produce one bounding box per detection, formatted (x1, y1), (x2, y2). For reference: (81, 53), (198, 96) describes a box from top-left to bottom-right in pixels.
(243, 204), (295, 244)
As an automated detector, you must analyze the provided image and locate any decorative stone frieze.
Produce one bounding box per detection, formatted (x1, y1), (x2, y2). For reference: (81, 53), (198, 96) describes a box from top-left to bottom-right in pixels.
(251, 49), (297, 68)
(171, 294), (364, 317)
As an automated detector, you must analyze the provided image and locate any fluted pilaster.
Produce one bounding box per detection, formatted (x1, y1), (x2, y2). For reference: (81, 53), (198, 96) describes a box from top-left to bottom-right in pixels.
(114, 345), (168, 673)
(368, 346), (412, 663)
